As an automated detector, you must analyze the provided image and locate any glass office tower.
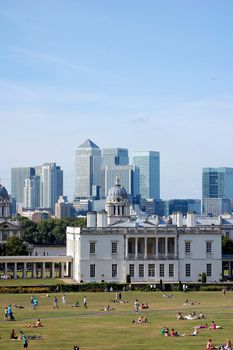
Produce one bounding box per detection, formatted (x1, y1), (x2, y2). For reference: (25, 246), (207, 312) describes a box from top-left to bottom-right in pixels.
(132, 151), (160, 200)
(11, 167), (35, 205)
(202, 167), (233, 214)
(75, 139), (101, 198)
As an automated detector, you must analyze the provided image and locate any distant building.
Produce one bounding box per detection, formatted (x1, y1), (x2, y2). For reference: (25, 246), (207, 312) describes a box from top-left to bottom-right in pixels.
(21, 210), (51, 222)
(55, 196), (74, 219)
(11, 167), (35, 208)
(101, 148), (129, 198)
(75, 139), (101, 198)
(132, 151), (160, 201)
(40, 163), (63, 213)
(203, 198), (231, 216)
(104, 165), (139, 200)
(0, 183), (20, 248)
(202, 167), (233, 214)
(23, 176), (40, 209)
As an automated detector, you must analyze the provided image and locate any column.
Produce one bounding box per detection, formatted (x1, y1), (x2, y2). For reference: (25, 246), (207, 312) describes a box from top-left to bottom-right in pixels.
(165, 238), (168, 258)
(22, 262), (27, 279)
(144, 237), (147, 259)
(51, 262), (55, 278)
(156, 238), (158, 259)
(4, 262), (7, 275)
(135, 238), (138, 259)
(13, 262), (17, 279)
(41, 262), (46, 279)
(60, 262), (64, 278)
(70, 262), (73, 279)
(32, 262), (37, 278)
(174, 238), (177, 258)
(125, 237), (128, 259)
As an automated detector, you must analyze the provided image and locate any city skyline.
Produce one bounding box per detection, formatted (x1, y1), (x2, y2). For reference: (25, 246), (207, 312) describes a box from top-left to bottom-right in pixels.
(1, 1), (233, 200)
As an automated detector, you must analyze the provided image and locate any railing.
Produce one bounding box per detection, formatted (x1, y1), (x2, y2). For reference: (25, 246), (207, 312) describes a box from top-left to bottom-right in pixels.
(126, 254), (177, 260)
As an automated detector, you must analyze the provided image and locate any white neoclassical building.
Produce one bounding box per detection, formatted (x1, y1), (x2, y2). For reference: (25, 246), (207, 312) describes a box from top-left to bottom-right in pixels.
(67, 179), (222, 284)
(0, 184), (20, 248)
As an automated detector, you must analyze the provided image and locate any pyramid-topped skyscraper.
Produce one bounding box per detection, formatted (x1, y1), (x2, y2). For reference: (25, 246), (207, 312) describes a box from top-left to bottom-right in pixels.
(75, 139), (101, 198)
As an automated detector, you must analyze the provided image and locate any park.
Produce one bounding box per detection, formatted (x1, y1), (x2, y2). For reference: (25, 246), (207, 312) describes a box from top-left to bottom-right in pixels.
(0, 283), (233, 350)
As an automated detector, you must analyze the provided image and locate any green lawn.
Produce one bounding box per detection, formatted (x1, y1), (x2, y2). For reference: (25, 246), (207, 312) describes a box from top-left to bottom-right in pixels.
(0, 291), (232, 350)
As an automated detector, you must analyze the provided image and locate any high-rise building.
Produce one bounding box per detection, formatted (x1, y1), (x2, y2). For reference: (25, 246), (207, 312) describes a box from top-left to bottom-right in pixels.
(203, 198), (231, 216)
(40, 163), (63, 212)
(104, 165), (139, 200)
(11, 167), (35, 205)
(101, 148), (129, 198)
(23, 176), (40, 209)
(75, 139), (101, 198)
(102, 148), (129, 168)
(202, 167), (233, 214)
(55, 196), (74, 219)
(132, 151), (160, 200)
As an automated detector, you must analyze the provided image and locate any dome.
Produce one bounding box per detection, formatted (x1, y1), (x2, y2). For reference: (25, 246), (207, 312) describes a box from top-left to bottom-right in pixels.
(107, 177), (128, 202)
(0, 184), (9, 201)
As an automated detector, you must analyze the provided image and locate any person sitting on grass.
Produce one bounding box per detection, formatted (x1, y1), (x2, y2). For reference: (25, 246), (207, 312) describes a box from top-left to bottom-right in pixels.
(170, 328), (179, 336)
(206, 338), (218, 350)
(141, 303), (149, 309)
(182, 327), (199, 336)
(160, 326), (167, 336)
(210, 321), (222, 330)
(132, 315), (148, 324)
(72, 300), (79, 307)
(176, 312), (184, 320)
(35, 319), (43, 327)
(10, 329), (19, 340)
(224, 340), (232, 350)
(73, 346), (79, 350)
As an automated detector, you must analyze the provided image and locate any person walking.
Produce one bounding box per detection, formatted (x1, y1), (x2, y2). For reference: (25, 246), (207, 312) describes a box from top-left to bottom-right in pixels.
(62, 294), (67, 304)
(22, 334), (29, 349)
(53, 296), (59, 309)
(83, 296), (87, 308)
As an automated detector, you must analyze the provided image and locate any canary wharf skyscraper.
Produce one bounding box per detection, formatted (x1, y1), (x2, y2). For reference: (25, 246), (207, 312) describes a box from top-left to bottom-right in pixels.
(75, 139), (101, 198)
(132, 151), (160, 200)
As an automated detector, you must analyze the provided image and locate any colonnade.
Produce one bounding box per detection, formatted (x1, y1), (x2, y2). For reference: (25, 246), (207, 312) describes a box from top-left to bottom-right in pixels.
(126, 236), (177, 259)
(0, 256), (73, 279)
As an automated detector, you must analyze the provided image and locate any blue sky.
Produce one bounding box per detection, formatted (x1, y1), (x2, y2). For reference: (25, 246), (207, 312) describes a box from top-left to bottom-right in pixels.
(0, 0), (233, 200)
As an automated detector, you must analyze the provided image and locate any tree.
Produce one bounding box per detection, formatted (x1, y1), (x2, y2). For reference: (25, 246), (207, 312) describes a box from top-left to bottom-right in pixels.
(3, 236), (27, 256)
(222, 236), (233, 254)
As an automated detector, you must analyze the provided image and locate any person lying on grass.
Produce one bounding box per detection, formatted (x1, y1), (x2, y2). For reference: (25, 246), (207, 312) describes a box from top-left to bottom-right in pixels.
(27, 319), (44, 328)
(132, 315), (148, 324)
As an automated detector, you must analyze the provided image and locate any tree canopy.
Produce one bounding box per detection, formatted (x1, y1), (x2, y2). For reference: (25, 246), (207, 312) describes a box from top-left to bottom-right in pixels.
(19, 216), (86, 245)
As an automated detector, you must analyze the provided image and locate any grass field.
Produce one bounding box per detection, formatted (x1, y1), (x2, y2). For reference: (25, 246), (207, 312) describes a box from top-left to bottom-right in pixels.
(0, 290), (232, 350)
(0, 278), (64, 287)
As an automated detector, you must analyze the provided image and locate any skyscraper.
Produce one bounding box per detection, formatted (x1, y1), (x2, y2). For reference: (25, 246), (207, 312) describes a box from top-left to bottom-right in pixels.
(40, 163), (63, 212)
(202, 167), (233, 214)
(104, 165), (139, 199)
(132, 151), (160, 200)
(11, 167), (35, 205)
(23, 176), (40, 209)
(101, 148), (129, 198)
(75, 139), (101, 198)
(102, 148), (129, 168)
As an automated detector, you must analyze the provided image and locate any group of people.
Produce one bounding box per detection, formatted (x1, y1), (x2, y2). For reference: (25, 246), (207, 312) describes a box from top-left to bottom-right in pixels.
(176, 311), (205, 320)
(132, 315), (148, 324)
(160, 326), (179, 336)
(4, 305), (15, 321)
(206, 338), (232, 350)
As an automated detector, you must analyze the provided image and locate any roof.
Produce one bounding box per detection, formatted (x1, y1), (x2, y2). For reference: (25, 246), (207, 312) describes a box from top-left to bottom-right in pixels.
(78, 139), (100, 149)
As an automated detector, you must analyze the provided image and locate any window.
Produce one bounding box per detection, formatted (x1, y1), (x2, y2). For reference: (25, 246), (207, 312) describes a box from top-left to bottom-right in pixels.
(90, 242), (96, 254)
(159, 264), (164, 277)
(185, 263), (191, 277)
(185, 241), (191, 254)
(139, 264), (144, 277)
(226, 232), (230, 238)
(206, 241), (212, 254)
(148, 264), (155, 277)
(129, 264), (134, 277)
(112, 241), (118, 254)
(206, 263), (212, 277)
(169, 264), (174, 277)
(112, 264), (117, 278)
(90, 264), (95, 278)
